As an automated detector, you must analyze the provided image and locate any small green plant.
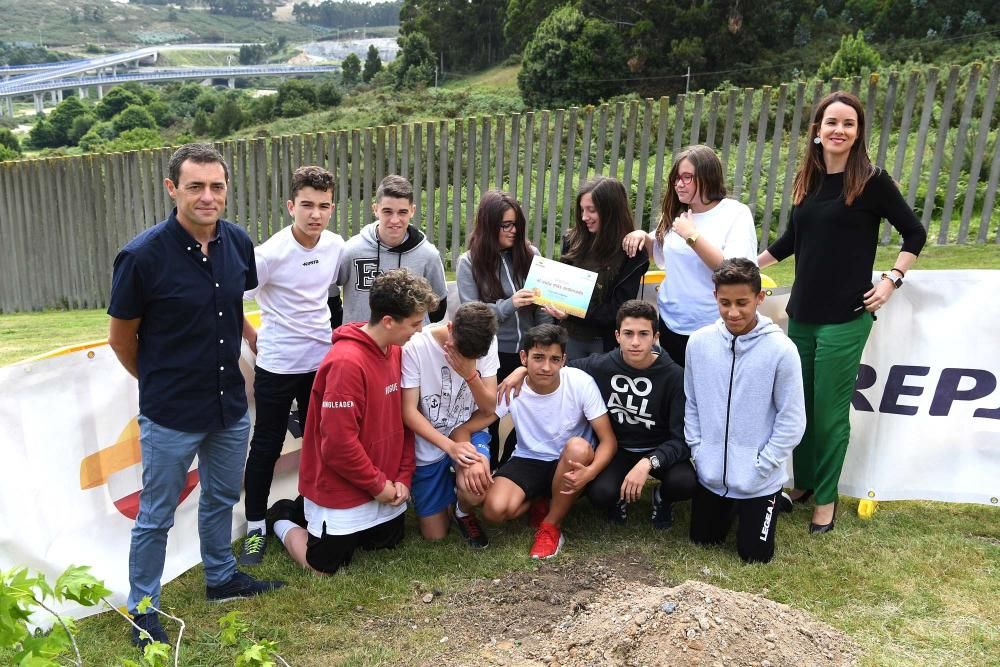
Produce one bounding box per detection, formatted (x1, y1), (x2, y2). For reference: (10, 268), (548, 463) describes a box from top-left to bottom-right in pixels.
(1, 566), (287, 666)
(0, 565), (109, 665)
(218, 611), (290, 667)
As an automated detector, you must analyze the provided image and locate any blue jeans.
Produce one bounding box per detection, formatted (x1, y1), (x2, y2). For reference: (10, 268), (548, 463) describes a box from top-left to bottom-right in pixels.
(128, 411), (250, 613)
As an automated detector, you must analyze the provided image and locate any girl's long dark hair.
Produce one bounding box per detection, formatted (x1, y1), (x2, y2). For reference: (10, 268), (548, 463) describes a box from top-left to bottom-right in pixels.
(466, 190), (533, 302)
(655, 145), (727, 244)
(793, 91), (874, 206)
(562, 176), (634, 264)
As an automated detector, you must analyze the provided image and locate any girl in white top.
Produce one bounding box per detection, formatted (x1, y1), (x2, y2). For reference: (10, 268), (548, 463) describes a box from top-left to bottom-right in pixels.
(623, 145), (757, 366)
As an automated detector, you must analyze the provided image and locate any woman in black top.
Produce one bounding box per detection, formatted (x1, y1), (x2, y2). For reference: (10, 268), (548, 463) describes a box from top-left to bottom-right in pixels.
(546, 176), (649, 359)
(758, 91), (926, 533)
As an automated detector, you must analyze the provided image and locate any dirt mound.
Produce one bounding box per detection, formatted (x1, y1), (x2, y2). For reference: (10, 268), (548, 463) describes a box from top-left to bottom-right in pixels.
(439, 563), (860, 666)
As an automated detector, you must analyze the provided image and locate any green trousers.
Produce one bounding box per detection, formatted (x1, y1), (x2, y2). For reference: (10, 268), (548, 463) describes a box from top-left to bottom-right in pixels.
(787, 313), (873, 505)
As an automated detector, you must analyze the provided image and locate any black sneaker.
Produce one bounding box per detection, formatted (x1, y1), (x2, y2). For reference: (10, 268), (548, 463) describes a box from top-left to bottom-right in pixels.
(451, 508), (489, 548)
(238, 528), (267, 567)
(607, 499), (628, 525)
(776, 491), (794, 514)
(131, 612), (168, 649)
(265, 498), (300, 535)
(206, 571), (284, 602)
(651, 485), (673, 530)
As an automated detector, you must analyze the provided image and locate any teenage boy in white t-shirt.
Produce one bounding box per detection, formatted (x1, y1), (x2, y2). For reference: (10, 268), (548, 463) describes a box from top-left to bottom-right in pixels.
(401, 302), (500, 548)
(238, 166), (345, 566)
(482, 324), (617, 559)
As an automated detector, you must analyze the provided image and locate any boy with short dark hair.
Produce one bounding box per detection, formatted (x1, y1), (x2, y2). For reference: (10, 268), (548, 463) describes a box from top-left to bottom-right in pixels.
(401, 301), (500, 548)
(266, 269), (439, 574)
(238, 165), (345, 566)
(501, 300), (696, 529)
(685, 258), (806, 563)
(483, 324), (617, 559)
(336, 174), (448, 324)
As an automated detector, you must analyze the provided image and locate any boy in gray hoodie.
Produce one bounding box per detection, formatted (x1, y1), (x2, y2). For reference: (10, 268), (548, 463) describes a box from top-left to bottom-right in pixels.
(336, 175), (448, 324)
(684, 258), (805, 563)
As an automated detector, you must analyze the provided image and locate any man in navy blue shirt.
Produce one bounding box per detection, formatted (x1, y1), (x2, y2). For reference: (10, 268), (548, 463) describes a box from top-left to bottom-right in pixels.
(108, 144), (283, 649)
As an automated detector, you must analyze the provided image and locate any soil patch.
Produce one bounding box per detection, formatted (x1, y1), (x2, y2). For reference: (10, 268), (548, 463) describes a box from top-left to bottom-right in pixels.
(437, 562), (860, 666)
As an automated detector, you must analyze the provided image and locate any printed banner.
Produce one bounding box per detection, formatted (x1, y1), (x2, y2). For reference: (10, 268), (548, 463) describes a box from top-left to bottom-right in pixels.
(1, 271), (997, 624)
(522, 255), (598, 318)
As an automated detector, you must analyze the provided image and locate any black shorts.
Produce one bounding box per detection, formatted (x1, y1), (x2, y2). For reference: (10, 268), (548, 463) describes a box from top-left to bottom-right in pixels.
(305, 513), (405, 575)
(494, 456), (559, 500)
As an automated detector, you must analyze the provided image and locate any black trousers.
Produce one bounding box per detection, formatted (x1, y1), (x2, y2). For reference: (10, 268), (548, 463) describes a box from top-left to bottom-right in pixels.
(689, 483), (780, 564)
(243, 367), (316, 522)
(657, 317), (690, 367)
(586, 450), (696, 508)
(488, 351), (522, 469)
(306, 513), (405, 575)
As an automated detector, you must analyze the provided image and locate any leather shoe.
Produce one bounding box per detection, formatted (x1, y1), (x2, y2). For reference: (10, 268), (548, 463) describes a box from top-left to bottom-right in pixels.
(808, 501), (837, 534)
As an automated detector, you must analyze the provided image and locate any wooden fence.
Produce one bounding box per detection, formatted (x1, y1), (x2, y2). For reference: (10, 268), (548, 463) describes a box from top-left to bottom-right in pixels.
(1, 60), (998, 313)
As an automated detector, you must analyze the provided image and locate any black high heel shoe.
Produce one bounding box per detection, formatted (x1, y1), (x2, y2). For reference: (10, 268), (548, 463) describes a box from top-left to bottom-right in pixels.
(809, 501), (837, 534)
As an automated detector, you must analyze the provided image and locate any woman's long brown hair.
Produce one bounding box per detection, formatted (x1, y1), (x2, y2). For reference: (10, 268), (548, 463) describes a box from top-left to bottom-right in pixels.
(466, 190), (533, 302)
(654, 145), (727, 244)
(562, 176), (635, 264)
(793, 91), (875, 206)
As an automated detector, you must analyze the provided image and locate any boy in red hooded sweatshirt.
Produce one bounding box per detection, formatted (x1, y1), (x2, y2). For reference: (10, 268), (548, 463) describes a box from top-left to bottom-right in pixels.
(267, 269), (439, 573)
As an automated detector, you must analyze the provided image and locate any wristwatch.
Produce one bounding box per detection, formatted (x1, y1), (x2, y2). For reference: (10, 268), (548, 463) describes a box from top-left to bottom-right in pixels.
(880, 272), (903, 289)
(685, 232), (700, 247)
(647, 454), (661, 471)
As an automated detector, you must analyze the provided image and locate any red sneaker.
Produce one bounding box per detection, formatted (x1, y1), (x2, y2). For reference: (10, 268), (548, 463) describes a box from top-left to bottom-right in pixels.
(529, 522), (564, 559)
(528, 497), (550, 528)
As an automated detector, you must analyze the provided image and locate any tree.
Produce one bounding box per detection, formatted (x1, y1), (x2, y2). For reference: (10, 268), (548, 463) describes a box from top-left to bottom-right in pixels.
(96, 87), (143, 120)
(504, 0), (563, 52)
(0, 127), (20, 155)
(211, 98), (245, 137)
(363, 44), (383, 83)
(275, 79), (318, 117)
(317, 79), (343, 107)
(818, 30), (881, 79)
(106, 127), (163, 151)
(68, 113), (98, 145)
(341, 52), (362, 86)
(239, 44), (267, 65)
(394, 31), (436, 89)
(48, 95), (89, 145)
(192, 109), (211, 135)
(112, 104), (157, 133)
(28, 119), (61, 149)
(518, 5), (626, 108)
(0, 144), (18, 162)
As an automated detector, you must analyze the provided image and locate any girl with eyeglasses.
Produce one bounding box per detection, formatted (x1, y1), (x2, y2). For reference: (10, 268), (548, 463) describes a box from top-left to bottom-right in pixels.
(457, 190), (551, 463)
(545, 176), (650, 360)
(623, 145), (757, 366)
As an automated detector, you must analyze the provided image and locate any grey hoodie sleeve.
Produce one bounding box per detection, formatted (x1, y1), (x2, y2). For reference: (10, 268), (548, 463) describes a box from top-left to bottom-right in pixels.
(456, 253), (516, 323)
(755, 341), (806, 474)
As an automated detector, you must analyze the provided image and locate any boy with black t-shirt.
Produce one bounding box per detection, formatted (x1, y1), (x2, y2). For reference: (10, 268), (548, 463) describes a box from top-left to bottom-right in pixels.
(501, 300), (696, 529)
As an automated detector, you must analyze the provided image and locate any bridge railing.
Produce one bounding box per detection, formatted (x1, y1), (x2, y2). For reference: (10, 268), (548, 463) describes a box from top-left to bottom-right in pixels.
(0, 61), (997, 312)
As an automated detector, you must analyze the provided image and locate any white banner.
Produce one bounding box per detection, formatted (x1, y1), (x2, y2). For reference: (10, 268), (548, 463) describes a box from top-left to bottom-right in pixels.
(1, 271), (997, 623)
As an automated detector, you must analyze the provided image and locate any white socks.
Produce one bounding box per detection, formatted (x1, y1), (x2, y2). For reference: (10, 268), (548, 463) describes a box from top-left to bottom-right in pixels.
(273, 520), (297, 544)
(246, 519), (266, 535)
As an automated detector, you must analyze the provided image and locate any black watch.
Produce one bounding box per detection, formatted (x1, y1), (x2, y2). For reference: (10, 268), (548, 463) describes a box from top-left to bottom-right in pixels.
(647, 454), (661, 471)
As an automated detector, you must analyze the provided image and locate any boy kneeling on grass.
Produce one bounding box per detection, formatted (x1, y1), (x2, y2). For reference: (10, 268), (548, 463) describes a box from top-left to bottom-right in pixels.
(400, 301), (501, 548)
(483, 324), (617, 559)
(266, 269), (438, 574)
(684, 258), (806, 563)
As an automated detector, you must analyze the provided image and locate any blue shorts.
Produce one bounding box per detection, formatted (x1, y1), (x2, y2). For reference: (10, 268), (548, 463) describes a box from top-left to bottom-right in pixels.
(411, 456), (457, 518)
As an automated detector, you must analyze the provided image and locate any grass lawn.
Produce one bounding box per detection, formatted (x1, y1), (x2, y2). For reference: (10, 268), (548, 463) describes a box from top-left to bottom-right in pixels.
(1, 244), (998, 665)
